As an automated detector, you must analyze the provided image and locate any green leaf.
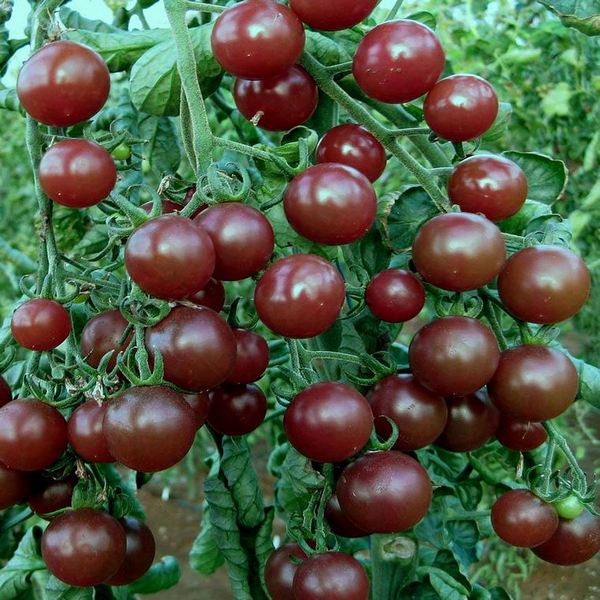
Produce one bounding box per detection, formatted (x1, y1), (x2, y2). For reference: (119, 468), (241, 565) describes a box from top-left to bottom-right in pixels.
(356, 224), (392, 276)
(538, 0), (600, 35)
(138, 115), (181, 174)
(482, 102), (512, 145)
(446, 521), (479, 549)
(100, 465), (145, 520)
(540, 82), (575, 117)
(500, 200), (553, 235)
(189, 513), (225, 575)
(468, 443), (521, 487)
(253, 507), (275, 596)
(553, 345), (600, 410)
(405, 11), (437, 28)
(403, 582), (441, 600)
(0, 527), (45, 600)
(305, 31), (352, 66)
(60, 6), (121, 33)
(40, 576), (95, 600)
(489, 588), (513, 600)
(127, 556), (180, 595)
(425, 568), (470, 600)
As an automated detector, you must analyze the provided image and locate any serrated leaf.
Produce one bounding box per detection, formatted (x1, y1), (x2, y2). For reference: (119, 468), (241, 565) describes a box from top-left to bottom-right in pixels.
(538, 0), (600, 35)
(189, 514), (225, 575)
(127, 556), (180, 595)
(0, 527), (45, 600)
(138, 115), (181, 174)
(305, 31), (352, 66)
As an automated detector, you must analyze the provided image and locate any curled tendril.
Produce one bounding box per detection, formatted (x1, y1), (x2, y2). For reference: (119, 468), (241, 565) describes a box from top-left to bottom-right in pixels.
(368, 416), (399, 452)
(227, 297), (259, 330)
(207, 162), (252, 204)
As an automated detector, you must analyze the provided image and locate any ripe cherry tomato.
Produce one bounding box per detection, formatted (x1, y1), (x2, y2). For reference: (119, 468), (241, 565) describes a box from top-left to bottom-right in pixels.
(67, 401), (114, 463)
(145, 306), (237, 391)
(554, 496), (586, 521)
(488, 345), (578, 421)
(106, 517), (156, 586)
(226, 329), (270, 384)
(234, 66), (319, 131)
(352, 20), (445, 104)
(412, 213), (506, 292)
(188, 278), (226, 312)
(325, 494), (368, 538)
(0, 375), (11, 407)
(17, 40), (110, 127)
(211, 0), (305, 80)
(0, 464), (32, 510)
(28, 475), (77, 520)
(495, 417), (547, 452)
(0, 399), (67, 471)
(424, 75), (499, 142)
(491, 490), (559, 548)
(409, 317), (500, 396)
(336, 451), (432, 533)
(208, 384), (267, 436)
(11, 299), (71, 351)
(39, 140), (117, 208)
(183, 392), (210, 430)
(125, 215), (216, 300)
(368, 374), (447, 451)
(365, 269), (425, 323)
(292, 552), (370, 600)
(498, 245), (591, 324)
(255, 254), (346, 338)
(290, 0), (376, 30)
(448, 155), (528, 222)
(104, 385), (197, 472)
(316, 124), (386, 182)
(265, 543), (307, 600)
(80, 310), (132, 370)
(533, 511), (600, 565)
(195, 203), (274, 280)
(42, 508), (127, 587)
(284, 382), (373, 463)
(284, 163), (377, 245)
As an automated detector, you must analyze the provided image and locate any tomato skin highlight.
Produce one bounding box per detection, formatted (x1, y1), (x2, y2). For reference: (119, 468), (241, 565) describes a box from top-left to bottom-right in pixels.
(365, 269), (425, 323)
(67, 401), (114, 463)
(11, 299), (71, 351)
(208, 384), (267, 436)
(265, 542), (307, 600)
(495, 416), (547, 452)
(290, 0), (377, 31)
(80, 310), (132, 370)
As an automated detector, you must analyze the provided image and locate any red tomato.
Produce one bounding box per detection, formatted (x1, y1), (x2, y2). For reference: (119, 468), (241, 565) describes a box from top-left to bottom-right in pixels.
(325, 494), (368, 538)
(0, 375), (12, 407)
(365, 269), (425, 323)
(67, 401), (114, 463)
(188, 279), (226, 312)
(11, 299), (71, 351)
(183, 392), (210, 430)
(495, 417), (547, 452)
(208, 384), (267, 436)
(265, 543), (308, 600)
(290, 0), (377, 30)
(28, 475), (77, 520)
(0, 464), (32, 510)
(80, 310), (132, 370)
(226, 329), (270, 384)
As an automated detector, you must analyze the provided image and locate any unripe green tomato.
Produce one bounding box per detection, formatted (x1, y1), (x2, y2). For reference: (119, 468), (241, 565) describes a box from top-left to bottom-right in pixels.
(112, 143), (131, 161)
(554, 496), (585, 520)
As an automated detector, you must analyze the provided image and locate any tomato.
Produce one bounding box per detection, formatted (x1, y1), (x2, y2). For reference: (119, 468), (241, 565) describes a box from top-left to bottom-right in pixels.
(316, 124), (387, 182)
(368, 374), (447, 451)
(111, 142), (131, 161)
(39, 140), (117, 208)
(188, 278), (226, 312)
(125, 215), (216, 300)
(325, 494), (368, 538)
(0, 375), (11, 407)
(495, 416), (547, 452)
(488, 345), (578, 421)
(211, 0), (305, 80)
(292, 552), (369, 600)
(226, 329), (270, 384)
(448, 155), (528, 222)
(409, 317), (500, 396)
(424, 75), (499, 142)
(106, 517), (156, 586)
(255, 254), (346, 338)
(145, 306), (237, 391)
(80, 310), (132, 370)
(11, 299), (71, 351)
(290, 0), (377, 30)
(352, 20), (445, 104)
(0, 464), (32, 510)
(284, 382), (373, 463)
(412, 213), (506, 292)
(183, 392), (210, 430)
(207, 384), (267, 436)
(141, 199), (184, 215)
(17, 40), (110, 127)
(365, 269), (425, 323)
(436, 392), (499, 452)
(234, 66), (319, 131)
(533, 511), (600, 566)
(67, 401), (114, 463)
(0, 399), (67, 471)
(491, 490), (559, 548)
(498, 245), (591, 324)
(554, 496), (586, 521)
(42, 508), (127, 587)
(284, 164), (377, 245)
(336, 451), (432, 533)
(28, 475), (77, 519)
(265, 542), (307, 600)
(195, 203), (274, 281)
(104, 385), (197, 472)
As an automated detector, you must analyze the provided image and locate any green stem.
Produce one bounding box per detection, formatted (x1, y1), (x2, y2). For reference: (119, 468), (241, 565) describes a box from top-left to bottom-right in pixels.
(371, 534), (417, 600)
(544, 421), (588, 492)
(184, 1), (224, 13)
(391, 127), (432, 137)
(481, 297), (509, 351)
(540, 439), (557, 496)
(213, 136), (295, 176)
(386, 0), (405, 20)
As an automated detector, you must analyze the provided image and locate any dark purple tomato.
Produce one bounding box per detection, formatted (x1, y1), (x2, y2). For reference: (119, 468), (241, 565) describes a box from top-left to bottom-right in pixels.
(194, 203), (274, 280)
(226, 329), (270, 384)
(368, 374), (447, 451)
(284, 382), (373, 463)
(498, 245), (591, 324)
(42, 509), (126, 587)
(352, 20), (445, 104)
(125, 215), (216, 300)
(104, 385), (197, 472)
(290, 0), (376, 30)
(0, 375), (11, 407)
(141, 199), (185, 215)
(0, 464), (32, 509)
(336, 451), (432, 533)
(533, 511), (600, 566)
(39, 139), (117, 208)
(211, 0), (305, 80)
(488, 345), (578, 422)
(17, 40), (110, 127)
(255, 254), (346, 338)
(28, 475), (77, 519)
(448, 155), (528, 222)
(496, 416), (548, 452)
(265, 542), (307, 600)
(292, 552), (370, 600)
(11, 299), (71, 351)
(183, 392), (210, 430)
(284, 164), (377, 245)
(106, 517), (156, 586)
(325, 494), (368, 538)
(67, 401), (114, 463)
(412, 213), (506, 292)
(188, 278), (226, 312)
(365, 269), (425, 323)
(409, 317), (501, 396)
(424, 74), (499, 142)
(80, 309), (132, 370)
(208, 384), (267, 436)
(234, 66), (319, 131)
(0, 399), (67, 471)
(145, 306), (236, 391)
(316, 124), (386, 182)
